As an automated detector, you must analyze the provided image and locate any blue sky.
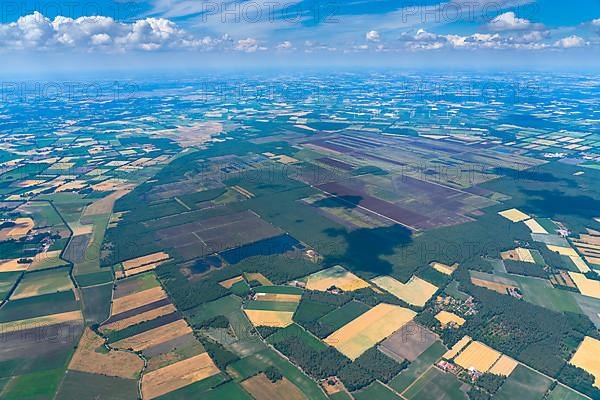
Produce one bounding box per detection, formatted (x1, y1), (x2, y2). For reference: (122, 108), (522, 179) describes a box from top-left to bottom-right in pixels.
(1, 0), (599, 70)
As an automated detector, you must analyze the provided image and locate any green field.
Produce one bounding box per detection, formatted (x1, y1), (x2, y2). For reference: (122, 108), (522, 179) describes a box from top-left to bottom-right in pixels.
(0, 290), (79, 322)
(1, 368), (65, 400)
(494, 365), (553, 400)
(389, 341), (447, 393)
(293, 299), (337, 322)
(227, 349), (328, 400)
(81, 283), (113, 325)
(317, 301), (370, 332)
(254, 285), (304, 295)
(354, 381), (402, 400)
(547, 384), (589, 400)
(0, 272), (22, 300)
(10, 268), (73, 300)
(55, 370), (138, 400)
(504, 273), (582, 314)
(156, 373), (229, 400)
(244, 300), (298, 312)
(402, 367), (469, 400)
(188, 381), (252, 400)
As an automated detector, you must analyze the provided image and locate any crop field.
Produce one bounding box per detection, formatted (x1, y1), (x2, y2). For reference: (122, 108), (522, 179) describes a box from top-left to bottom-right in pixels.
(547, 384), (589, 400)
(443, 336), (472, 360)
(371, 275), (438, 307)
(241, 373), (306, 400)
(498, 208), (530, 222)
(111, 285), (167, 315)
(389, 341), (447, 393)
(1, 310), (82, 332)
(524, 218), (548, 234)
(453, 341), (502, 373)
(113, 272), (160, 298)
(325, 303), (416, 360)
(10, 268), (73, 300)
(68, 328), (144, 379)
(494, 365), (553, 400)
(112, 319), (192, 351)
(402, 367), (468, 400)
(141, 352), (220, 399)
(353, 380), (402, 400)
(469, 271), (517, 294)
(488, 355), (519, 377)
(430, 262), (457, 276)
(316, 301), (371, 332)
(55, 370), (139, 400)
(28, 250), (69, 271)
(380, 321), (439, 361)
(219, 275), (244, 288)
(0, 271), (21, 299)
(0, 290), (79, 322)
(244, 309), (295, 327)
(122, 251), (171, 270)
(569, 272), (600, 299)
(434, 311), (465, 327)
(305, 265), (370, 292)
(0, 259), (29, 272)
(569, 336), (600, 387)
(102, 303), (177, 332)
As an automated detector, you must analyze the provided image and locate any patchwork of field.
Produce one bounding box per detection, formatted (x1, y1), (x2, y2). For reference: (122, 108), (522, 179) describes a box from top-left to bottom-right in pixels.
(10, 268), (73, 300)
(325, 303), (416, 360)
(379, 321), (439, 362)
(430, 262), (457, 276)
(494, 365), (553, 400)
(371, 275), (438, 307)
(569, 336), (600, 388)
(118, 251), (171, 278)
(240, 373), (306, 400)
(111, 285), (168, 315)
(453, 341), (502, 373)
(402, 367), (469, 400)
(305, 265), (370, 292)
(569, 272), (600, 299)
(244, 309), (295, 328)
(498, 208), (530, 222)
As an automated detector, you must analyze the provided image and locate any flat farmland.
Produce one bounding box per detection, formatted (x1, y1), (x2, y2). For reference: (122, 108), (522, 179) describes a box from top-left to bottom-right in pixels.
(155, 210), (281, 259)
(240, 373), (306, 400)
(353, 381), (402, 400)
(112, 319), (192, 351)
(402, 367), (469, 400)
(10, 268), (73, 300)
(453, 341), (502, 373)
(305, 265), (370, 292)
(55, 370), (139, 400)
(324, 303), (416, 360)
(371, 275), (438, 307)
(317, 301), (371, 333)
(111, 285), (167, 315)
(547, 384), (589, 400)
(494, 365), (553, 400)
(569, 336), (600, 387)
(389, 341), (447, 393)
(380, 321), (439, 361)
(141, 352), (220, 399)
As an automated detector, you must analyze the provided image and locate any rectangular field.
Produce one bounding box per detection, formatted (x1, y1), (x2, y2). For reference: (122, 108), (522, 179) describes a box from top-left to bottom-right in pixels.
(324, 303), (416, 360)
(494, 365), (553, 400)
(569, 336), (600, 387)
(305, 265), (370, 292)
(380, 321), (439, 362)
(454, 341), (502, 373)
(371, 275), (438, 307)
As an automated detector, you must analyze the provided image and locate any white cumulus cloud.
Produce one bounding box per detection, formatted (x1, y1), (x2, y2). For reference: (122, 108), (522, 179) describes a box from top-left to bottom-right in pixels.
(235, 38), (259, 53)
(488, 12), (531, 31)
(554, 35), (585, 48)
(366, 30), (380, 42)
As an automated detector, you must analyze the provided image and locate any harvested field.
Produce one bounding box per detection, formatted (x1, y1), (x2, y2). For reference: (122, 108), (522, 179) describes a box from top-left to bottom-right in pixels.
(122, 252), (170, 270)
(111, 286), (167, 315)
(371, 275), (438, 307)
(254, 292), (301, 303)
(470, 272), (518, 295)
(443, 336), (472, 360)
(244, 272), (273, 286)
(325, 303), (416, 360)
(435, 311), (465, 327)
(569, 337), (600, 388)
(141, 352), (220, 399)
(454, 341), (502, 373)
(0, 259), (29, 272)
(124, 261), (169, 278)
(241, 373), (306, 400)
(0, 217), (34, 240)
(489, 355), (519, 377)
(91, 178), (129, 191)
(380, 321), (439, 362)
(501, 248), (535, 263)
(102, 304), (177, 332)
(112, 319), (192, 352)
(83, 189), (132, 217)
(1, 310), (82, 332)
(29, 250), (66, 271)
(305, 265), (370, 292)
(219, 275), (244, 288)
(524, 219), (548, 234)
(569, 272), (600, 299)
(69, 328), (144, 379)
(569, 256), (591, 273)
(244, 310), (294, 328)
(113, 272), (160, 299)
(498, 208), (530, 222)
(430, 262), (457, 276)
(547, 244), (578, 257)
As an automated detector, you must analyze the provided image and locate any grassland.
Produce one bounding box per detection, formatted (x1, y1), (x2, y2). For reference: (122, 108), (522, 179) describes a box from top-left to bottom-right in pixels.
(389, 341), (447, 393)
(402, 367), (468, 400)
(10, 268), (73, 300)
(494, 365), (553, 400)
(353, 381), (402, 400)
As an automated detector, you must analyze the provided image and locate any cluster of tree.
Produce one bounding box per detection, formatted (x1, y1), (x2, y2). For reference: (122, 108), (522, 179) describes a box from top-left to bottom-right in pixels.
(156, 265), (228, 311)
(474, 373), (505, 395)
(235, 255), (324, 285)
(338, 348), (408, 391)
(416, 266), (450, 288)
(255, 326), (280, 339)
(272, 336), (350, 379)
(558, 364), (600, 399)
(467, 387), (491, 400)
(263, 366), (283, 383)
(454, 267), (597, 377)
(193, 315), (229, 330)
(503, 260), (547, 278)
(197, 336), (239, 370)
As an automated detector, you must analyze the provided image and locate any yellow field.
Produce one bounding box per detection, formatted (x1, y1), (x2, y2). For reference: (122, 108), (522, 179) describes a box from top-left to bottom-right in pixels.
(83, 189), (131, 217)
(124, 261), (169, 278)
(569, 256), (591, 273)
(371, 275), (438, 307)
(56, 180), (88, 192)
(435, 311), (465, 327)
(0, 258), (30, 272)
(69, 328), (144, 379)
(454, 341), (502, 373)
(111, 286), (167, 315)
(498, 208), (530, 222)
(524, 219), (548, 234)
(244, 272), (273, 286)
(219, 275), (244, 288)
(569, 336), (600, 388)
(547, 244), (578, 257)
(255, 293), (301, 303)
(102, 304), (177, 332)
(112, 319), (192, 352)
(142, 352), (220, 399)
(1, 310), (82, 332)
(325, 303), (416, 360)
(0, 217), (34, 240)
(443, 336), (472, 360)
(306, 265), (370, 292)
(471, 278), (514, 294)
(430, 262), (457, 276)
(122, 252), (170, 270)
(489, 355), (519, 377)
(569, 272), (600, 299)
(244, 310), (294, 328)
(501, 248), (535, 263)
(241, 373), (306, 400)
